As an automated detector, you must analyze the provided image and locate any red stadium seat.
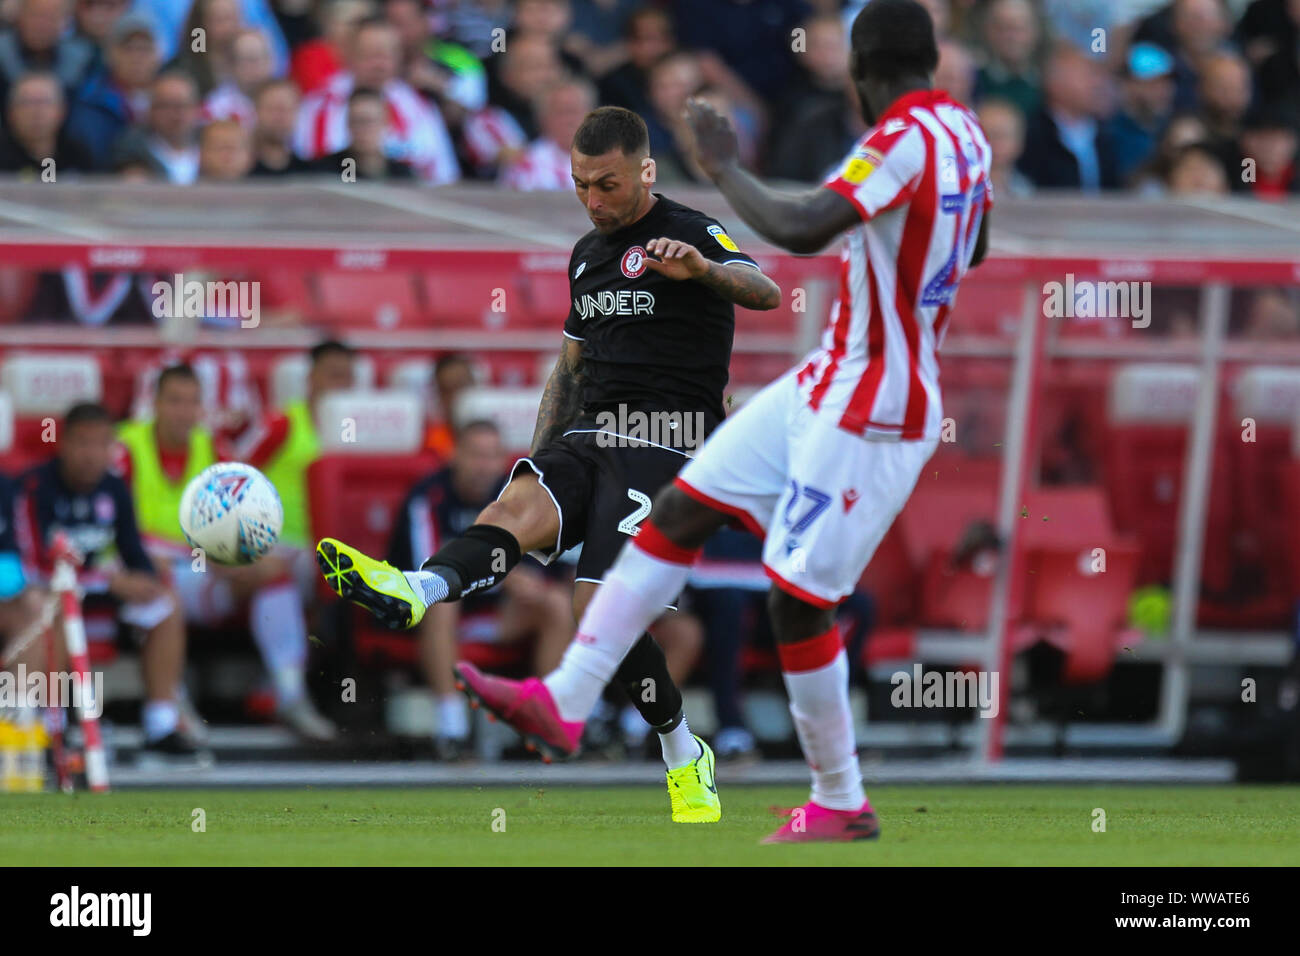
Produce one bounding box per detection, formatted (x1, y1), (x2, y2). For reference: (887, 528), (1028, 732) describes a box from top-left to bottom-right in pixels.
(315, 272), (424, 329)
(1020, 487), (1141, 683)
(1102, 365), (1233, 592)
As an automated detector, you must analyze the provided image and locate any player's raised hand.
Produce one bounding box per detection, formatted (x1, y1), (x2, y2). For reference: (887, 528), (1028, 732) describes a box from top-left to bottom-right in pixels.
(645, 237), (708, 280)
(684, 98), (739, 180)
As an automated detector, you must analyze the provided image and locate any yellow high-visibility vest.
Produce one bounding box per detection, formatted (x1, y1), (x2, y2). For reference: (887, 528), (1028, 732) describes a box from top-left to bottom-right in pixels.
(117, 419), (216, 544)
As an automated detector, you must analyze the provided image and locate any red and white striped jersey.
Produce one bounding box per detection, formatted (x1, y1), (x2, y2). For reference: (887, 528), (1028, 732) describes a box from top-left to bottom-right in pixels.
(499, 138), (571, 191)
(293, 72), (461, 184)
(799, 89), (993, 441)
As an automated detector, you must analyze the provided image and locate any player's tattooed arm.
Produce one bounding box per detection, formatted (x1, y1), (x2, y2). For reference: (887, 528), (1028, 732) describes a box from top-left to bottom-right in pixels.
(531, 336), (585, 453)
(684, 99), (860, 255)
(644, 236), (780, 310)
(696, 259), (781, 310)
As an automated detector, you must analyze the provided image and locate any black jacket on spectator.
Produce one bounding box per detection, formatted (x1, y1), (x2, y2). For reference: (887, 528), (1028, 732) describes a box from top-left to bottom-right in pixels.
(311, 150), (415, 181)
(766, 80), (858, 183)
(0, 128), (95, 176)
(671, 0), (810, 103)
(251, 153), (316, 177)
(1016, 107), (1121, 190)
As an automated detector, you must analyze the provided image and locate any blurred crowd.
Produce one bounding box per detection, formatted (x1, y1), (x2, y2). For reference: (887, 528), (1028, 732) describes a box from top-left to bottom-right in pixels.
(0, 0), (1294, 196)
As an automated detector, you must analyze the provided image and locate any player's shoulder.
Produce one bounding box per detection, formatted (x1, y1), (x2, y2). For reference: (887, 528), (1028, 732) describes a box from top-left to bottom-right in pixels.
(654, 194), (718, 229)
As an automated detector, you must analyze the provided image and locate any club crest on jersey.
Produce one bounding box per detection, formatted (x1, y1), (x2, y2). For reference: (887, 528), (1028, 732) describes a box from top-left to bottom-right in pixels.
(621, 246), (648, 278)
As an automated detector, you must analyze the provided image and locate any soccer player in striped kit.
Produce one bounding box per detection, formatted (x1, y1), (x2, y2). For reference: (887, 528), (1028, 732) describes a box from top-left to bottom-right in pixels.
(456, 0), (994, 843)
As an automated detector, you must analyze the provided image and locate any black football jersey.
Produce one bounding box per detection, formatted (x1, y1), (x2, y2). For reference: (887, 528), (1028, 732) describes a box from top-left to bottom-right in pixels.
(562, 194), (759, 434)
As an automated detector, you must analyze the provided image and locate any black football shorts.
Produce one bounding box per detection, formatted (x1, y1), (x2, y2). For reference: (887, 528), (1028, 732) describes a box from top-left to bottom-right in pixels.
(505, 430), (690, 582)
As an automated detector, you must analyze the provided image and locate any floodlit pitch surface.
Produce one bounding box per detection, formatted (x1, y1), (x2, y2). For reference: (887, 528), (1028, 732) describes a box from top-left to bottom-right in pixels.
(3, 786), (1297, 866)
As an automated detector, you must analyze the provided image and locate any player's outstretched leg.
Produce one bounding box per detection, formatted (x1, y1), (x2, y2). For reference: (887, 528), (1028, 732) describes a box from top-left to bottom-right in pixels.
(316, 538), (429, 630)
(761, 591), (879, 844)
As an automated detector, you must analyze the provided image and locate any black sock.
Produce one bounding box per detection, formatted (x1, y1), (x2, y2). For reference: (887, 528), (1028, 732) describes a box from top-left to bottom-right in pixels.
(615, 632), (684, 732)
(419, 524), (522, 600)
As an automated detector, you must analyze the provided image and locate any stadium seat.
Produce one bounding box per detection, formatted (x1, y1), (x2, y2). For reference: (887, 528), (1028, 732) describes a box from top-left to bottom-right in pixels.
(1020, 487), (1141, 684)
(453, 386), (545, 456)
(1103, 364), (1233, 591)
(897, 464), (1000, 631)
(315, 271), (424, 329)
(315, 389), (425, 454)
(0, 352), (103, 416)
(422, 264), (523, 330)
(1228, 366), (1300, 616)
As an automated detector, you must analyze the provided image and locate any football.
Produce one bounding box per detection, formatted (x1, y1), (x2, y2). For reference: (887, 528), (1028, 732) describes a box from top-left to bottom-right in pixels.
(178, 462), (284, 565)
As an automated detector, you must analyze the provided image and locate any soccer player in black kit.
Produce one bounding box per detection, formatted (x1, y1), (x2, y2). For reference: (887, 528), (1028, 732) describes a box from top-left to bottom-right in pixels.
(318, 106), (780, 822)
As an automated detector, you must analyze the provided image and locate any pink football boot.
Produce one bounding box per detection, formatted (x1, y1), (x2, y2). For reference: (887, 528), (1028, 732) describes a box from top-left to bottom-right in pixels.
(454, 662), (584, 762)
(762, 800), (881, 844)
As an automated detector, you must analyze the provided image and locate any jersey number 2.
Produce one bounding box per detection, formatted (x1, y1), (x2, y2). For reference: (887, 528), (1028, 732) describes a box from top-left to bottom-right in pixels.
(619, 489), (652, 536)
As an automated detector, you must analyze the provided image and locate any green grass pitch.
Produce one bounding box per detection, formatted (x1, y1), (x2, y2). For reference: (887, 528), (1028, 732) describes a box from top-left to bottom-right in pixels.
(3, 785), (1298, 866)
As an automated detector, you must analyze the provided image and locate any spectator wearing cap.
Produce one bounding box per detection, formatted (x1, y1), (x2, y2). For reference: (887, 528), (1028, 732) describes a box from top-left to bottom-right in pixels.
(0, 71), (96, 175)
(1131, 0), (1234, 112)
(129, 0), (288, 78)
(1236, 101), (1300, 198)
(973, 0), (1041, 117)
(0, 0), (99, 107)
(248, 77), (312, 176)
(1017, 43), (1120, 191)
(65, 12), (158, 167)
(500, 76), (595, 190)
(310, 86), (416, 181)
(294, 16), (459, 183)
(202, 27), (273, 127)
(111, 69), (201, 183)
(1107, 43), (1178, 185)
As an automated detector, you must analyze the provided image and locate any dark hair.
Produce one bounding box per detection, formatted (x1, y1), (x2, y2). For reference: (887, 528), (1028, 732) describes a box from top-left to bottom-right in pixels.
(455, 418), (500, 442)
(310, 339), (356, 365)
(253, 77), (299, 105)
(435, 352), (472, 377)
(573, 106), (649, 158)
(850, 0), (939, 82)
(348, 87), (385, 109)
(355, 14), (397, 38)
(624, 6), (672, 41)
(156, 363), (200, 396)
(64, 402), (113, 431)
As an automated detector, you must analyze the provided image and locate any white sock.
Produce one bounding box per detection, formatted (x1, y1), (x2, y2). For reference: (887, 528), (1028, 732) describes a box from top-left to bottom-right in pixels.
(436, 692), (468, 740)
(249, 581), (308, 706)
(659, 718), (700, 770)
(544, 538), (694, 723)
(405, 570), (449, 607)
(143, 699), (179, 741)
(782, 649), (865, 811)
